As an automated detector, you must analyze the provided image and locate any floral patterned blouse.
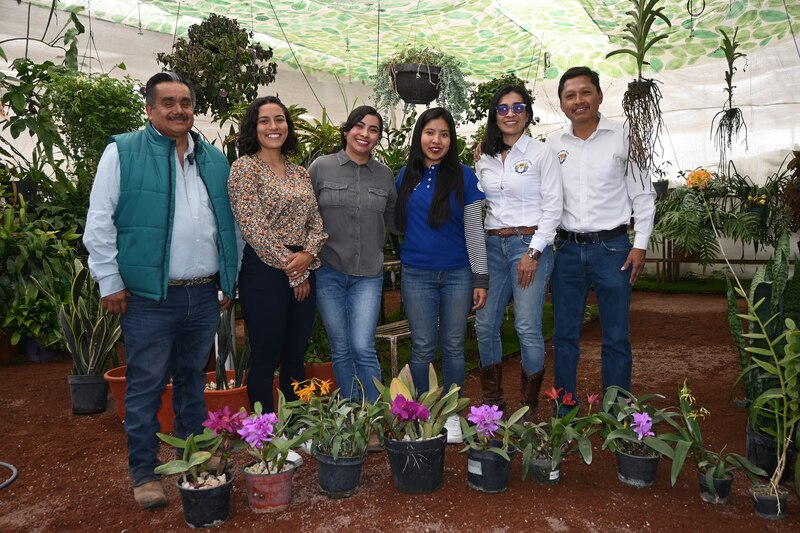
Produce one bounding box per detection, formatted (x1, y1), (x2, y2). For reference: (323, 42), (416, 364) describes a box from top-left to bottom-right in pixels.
(228, 154), (327, 287)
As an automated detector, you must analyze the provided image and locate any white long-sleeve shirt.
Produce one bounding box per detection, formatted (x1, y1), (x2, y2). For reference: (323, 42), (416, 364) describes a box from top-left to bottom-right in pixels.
(545, 114), (655, 250)
(475, 135), (563, 254)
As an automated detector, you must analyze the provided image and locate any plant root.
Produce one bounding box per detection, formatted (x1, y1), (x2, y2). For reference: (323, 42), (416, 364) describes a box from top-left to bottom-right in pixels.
(621, 78), (664, 186)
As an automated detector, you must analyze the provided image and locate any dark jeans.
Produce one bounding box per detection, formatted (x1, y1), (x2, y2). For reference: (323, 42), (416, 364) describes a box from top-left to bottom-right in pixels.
(239, 244), (315, 413)
(552, 234), (633, 400)
(121, 283), (220, 486)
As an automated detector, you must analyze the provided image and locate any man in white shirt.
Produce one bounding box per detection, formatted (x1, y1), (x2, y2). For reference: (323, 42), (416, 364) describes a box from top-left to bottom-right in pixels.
(546, 66), (655, 407)
(84, 72), (240, 509)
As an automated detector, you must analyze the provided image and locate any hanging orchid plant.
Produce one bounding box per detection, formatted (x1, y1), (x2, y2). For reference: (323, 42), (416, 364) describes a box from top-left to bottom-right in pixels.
(711, 27), (748, 172)
(605, 0), (672, 184)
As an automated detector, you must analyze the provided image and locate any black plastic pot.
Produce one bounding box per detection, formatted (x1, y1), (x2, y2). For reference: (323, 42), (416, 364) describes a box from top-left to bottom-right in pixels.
(4, 179), (38, 204)
(67, 374), (108, 415)
(466, 443), (516, 493)
(749, 485), (788, 520)
(391, 63), (441, 105)
(177, 472), (234, 528)
(746, 424), (795, 481)
(697, 469), (733, 504)
(384, 430), (447, 493)
(615, 450), (660, 488)
(653, 180), (669, 200)
(528, 456), (561, 485)
(315, 451), (365, 498)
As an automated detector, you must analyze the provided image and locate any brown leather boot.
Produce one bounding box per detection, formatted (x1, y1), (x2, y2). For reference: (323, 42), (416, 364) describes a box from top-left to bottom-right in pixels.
(133, 480), (167, 509)
(520, 368), (545, 423)
(480, 363), (506, 412)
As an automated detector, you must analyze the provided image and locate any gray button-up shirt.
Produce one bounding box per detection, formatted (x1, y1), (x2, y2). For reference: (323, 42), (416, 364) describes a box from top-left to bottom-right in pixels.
(309, 150), (397, 277)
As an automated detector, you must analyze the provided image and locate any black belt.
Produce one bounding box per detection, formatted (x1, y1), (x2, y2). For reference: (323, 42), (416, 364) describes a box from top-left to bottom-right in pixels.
(167, 275), (215, 287)
(557, 225), (628, 244)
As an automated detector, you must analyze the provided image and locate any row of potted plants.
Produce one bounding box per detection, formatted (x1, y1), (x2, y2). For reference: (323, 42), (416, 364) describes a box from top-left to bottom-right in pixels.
(154, 361), (790, 528)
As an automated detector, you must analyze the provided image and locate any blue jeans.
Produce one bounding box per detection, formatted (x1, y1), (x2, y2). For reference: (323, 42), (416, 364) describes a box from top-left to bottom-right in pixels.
(401, 265), (473, 396)
(552, 234), (633, 400)
(120, 283), (220, 486)
(475, 235), (553, 374)
(316, 265), (383, 402)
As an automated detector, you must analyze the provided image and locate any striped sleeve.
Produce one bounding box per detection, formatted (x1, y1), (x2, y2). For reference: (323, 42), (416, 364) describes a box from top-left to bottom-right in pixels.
(463, 200), (489, 289)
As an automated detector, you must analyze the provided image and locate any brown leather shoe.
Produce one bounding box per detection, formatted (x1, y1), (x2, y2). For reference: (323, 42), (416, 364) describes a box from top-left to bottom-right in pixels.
(133, 480), (167, 509)
(207, 456), (222, 474)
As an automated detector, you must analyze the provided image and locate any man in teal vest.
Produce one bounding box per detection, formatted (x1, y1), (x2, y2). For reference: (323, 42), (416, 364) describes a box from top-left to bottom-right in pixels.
(84, 72), (241, 509)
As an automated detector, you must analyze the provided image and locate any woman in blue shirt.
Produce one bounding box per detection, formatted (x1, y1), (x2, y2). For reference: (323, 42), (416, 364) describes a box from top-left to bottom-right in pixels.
(395, 107), (488, 444)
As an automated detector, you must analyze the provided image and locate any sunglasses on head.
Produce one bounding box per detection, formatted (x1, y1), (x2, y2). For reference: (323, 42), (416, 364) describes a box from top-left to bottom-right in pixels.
(495, 103), (526, 116)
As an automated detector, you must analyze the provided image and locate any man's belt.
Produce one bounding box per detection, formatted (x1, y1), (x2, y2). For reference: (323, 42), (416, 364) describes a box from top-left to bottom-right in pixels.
(167, 275), (215, 287)
(557, 224), (628, 244)
(486, 226), (538, 237)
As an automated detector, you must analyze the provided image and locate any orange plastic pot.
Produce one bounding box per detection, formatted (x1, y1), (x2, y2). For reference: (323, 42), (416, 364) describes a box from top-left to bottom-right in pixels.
(103, 365), (174, 433)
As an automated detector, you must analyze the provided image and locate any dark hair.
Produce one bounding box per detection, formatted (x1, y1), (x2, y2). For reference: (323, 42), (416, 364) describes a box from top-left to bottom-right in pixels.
(339, 105), (384, 151)
(145, 72), (195, 107)
(557, 66), (601, 100)
(236, 96), (298, 156)
(479, 84), (534, 157)
(395, 107), (464, 231)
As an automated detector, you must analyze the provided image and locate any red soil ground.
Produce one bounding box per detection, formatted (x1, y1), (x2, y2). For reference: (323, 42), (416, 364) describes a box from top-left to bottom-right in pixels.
(0, 292), (796, 532)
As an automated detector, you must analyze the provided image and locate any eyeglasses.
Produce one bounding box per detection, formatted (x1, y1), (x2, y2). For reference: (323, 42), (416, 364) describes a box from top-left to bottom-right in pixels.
(495, 103), (526, 116)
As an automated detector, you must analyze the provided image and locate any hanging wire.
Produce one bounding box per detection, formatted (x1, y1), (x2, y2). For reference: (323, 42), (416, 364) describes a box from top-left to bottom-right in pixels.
(686, 0), (705, 37)
(172, 1), (181, 49)
(266, 0), (324, 109)
(376, 0), (381, 72)
(783, 0), (800, 61)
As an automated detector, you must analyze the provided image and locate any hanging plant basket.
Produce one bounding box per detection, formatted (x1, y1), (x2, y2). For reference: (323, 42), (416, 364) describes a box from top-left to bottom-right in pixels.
(391, 63), (441, 105)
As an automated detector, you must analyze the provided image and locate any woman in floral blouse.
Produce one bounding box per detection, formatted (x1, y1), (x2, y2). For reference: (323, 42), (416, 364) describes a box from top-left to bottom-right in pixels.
(229, 96), (327, 413)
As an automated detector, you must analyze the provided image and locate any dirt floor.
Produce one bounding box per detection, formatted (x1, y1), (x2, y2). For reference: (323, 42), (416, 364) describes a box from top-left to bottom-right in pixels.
(0, 292), (797, 532)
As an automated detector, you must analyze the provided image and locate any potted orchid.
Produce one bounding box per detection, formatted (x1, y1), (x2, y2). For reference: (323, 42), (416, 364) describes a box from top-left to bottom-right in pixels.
(291, 377), (381, 498)
(372, 364), (469, 493)
(459, 404), (528, 493)
(237, 394), (310, 513)
(597, 386), (680, 488)
(154, 407), (244, 528)
(515, 388), (600, 485)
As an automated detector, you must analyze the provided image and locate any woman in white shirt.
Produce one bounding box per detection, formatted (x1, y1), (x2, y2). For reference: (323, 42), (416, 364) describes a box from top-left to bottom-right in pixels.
(474, 84), (563, 421)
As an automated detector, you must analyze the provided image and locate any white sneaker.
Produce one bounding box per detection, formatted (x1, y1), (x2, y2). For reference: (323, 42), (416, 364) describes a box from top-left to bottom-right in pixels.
(286, 450), (304, 468)
(444, 414), (463, 444)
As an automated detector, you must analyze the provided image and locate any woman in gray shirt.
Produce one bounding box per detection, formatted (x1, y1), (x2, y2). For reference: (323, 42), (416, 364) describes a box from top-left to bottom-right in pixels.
(309, 106), (396, 411)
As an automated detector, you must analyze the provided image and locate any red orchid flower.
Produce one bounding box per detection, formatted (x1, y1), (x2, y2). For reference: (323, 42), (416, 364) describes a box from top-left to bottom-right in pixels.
(562, 392), (576, 406)
(543, 386), (562, 401)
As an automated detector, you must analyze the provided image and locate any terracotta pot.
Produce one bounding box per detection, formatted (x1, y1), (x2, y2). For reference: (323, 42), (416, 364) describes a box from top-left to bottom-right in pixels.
(204, 370), (251, 414)
(243, 461), (297, 513)
(304, 361), (336, 390)
(103, 365), (174, 433)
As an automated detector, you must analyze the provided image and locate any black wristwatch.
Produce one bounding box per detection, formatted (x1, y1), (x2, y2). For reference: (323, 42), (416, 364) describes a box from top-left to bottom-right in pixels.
(527, 248), (541, 261)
